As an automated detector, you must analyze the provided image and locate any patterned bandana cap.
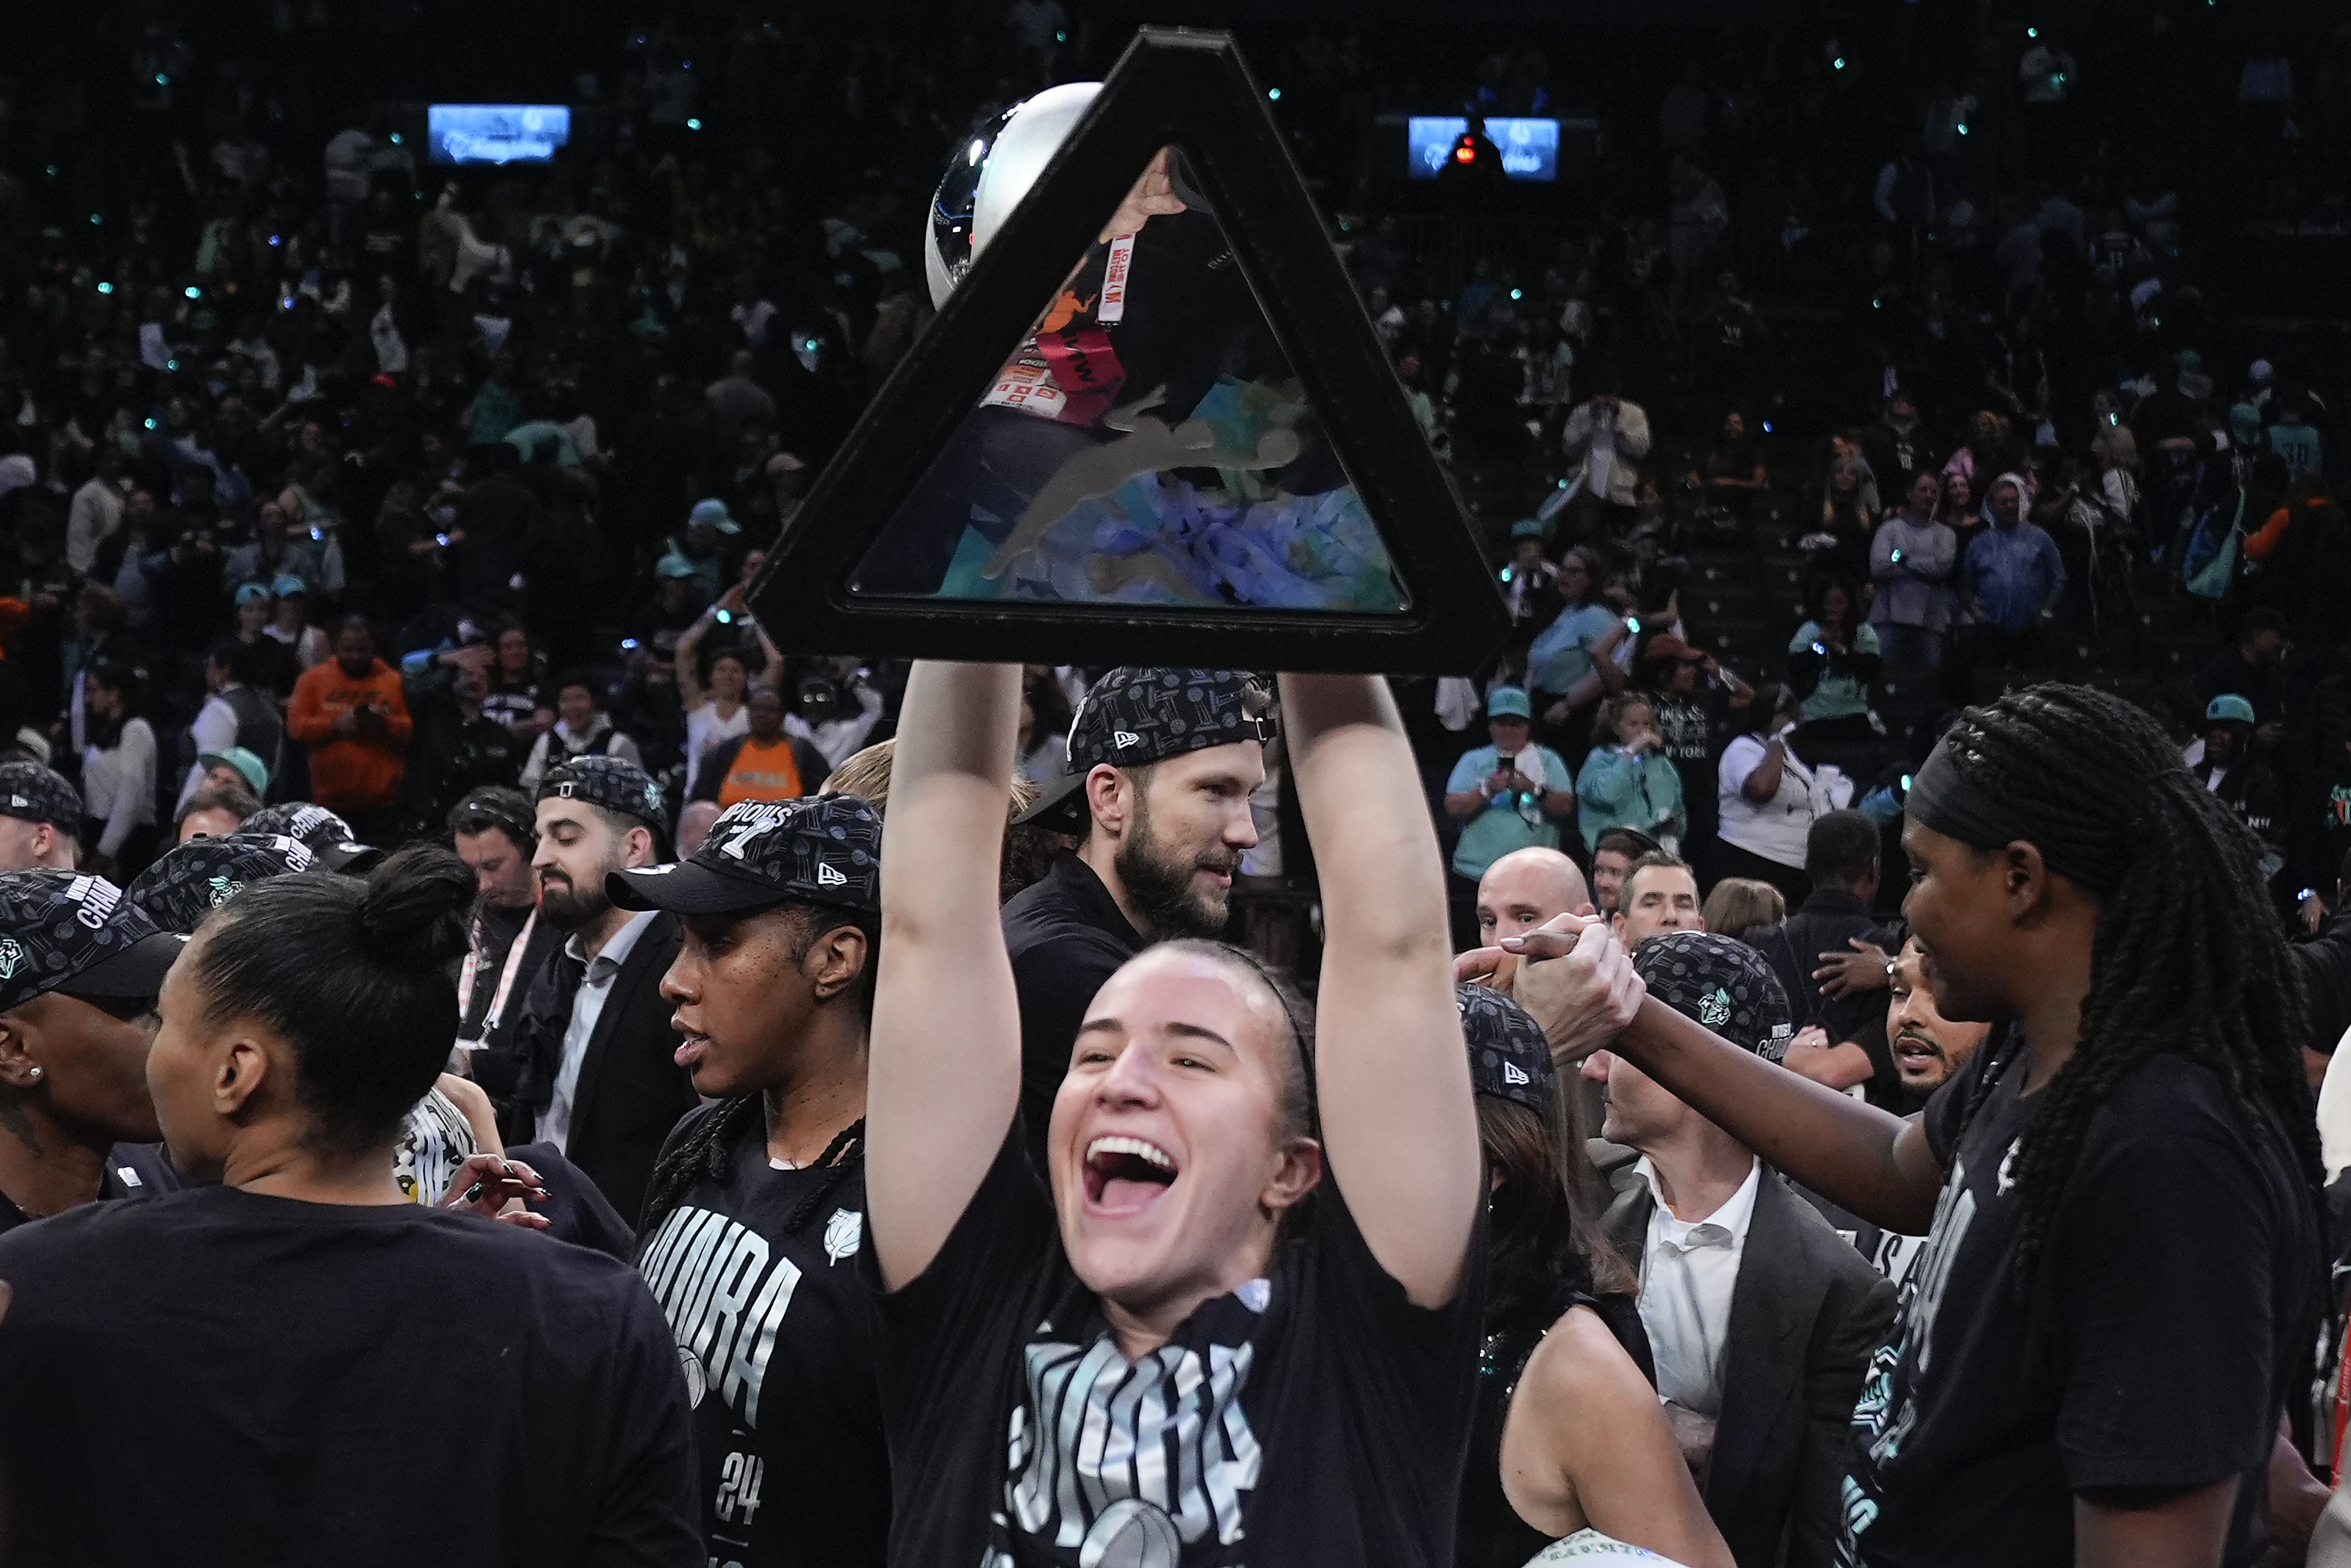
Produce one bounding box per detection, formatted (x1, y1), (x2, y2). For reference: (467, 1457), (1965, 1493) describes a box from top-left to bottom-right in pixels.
(126, 832), (318, 936)
(1016, 667), (1272, 829)
(0, 762), (83, 832)
(537, 755), (667, 832)
(609, 793), (882, 916)
(1630, 930), (1795, 1061)
(1457, 981), (1556, 1113)
(1067, 667), (1272, 769)
(0, 870), (185, 1014)
(241, 801), (380, 872)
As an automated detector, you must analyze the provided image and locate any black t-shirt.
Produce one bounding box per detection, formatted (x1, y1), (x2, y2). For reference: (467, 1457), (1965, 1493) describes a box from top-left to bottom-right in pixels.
(1001, 856), (1144, 1165)
(0, 1185), (700, 1566)
(1838, 1043), (2320, 1566)
(0, 1141), (179, 1236)
(635, 1105), (889, 1568)
(860, 1126), (1484, 1567)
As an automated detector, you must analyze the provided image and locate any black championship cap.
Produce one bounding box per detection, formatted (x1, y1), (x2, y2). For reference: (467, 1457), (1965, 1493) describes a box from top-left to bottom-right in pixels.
(610, 794), (880, 917)
(0, 870), (185, 1015)
(1015, 667), (1274, 832)
(537, 755), (667, 833)
(1631, 931), (1795, 1062)
(125, 832), (318, 936)
(1457, 982), (1556, 1114)
(242, 802), (382, 874)
(0, 762), (83, 832)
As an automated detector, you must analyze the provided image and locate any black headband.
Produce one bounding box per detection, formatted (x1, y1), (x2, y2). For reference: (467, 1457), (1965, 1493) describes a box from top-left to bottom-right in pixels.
(1905, 736), (2128, 895)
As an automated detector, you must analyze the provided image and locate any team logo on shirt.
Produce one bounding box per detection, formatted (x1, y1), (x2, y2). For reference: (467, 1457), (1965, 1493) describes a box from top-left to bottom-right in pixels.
(1004, 1336), (1261, 1561)
(822, 1207), (861, 1265)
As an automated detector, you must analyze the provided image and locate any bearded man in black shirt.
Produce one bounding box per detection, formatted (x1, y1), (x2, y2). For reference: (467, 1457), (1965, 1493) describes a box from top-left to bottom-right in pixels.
(1000, 667), (1271, 1165)
(1499, 683), (2322, 1568)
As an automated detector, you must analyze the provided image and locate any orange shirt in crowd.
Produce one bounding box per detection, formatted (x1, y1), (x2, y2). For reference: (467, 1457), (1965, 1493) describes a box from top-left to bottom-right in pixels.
(717, 736), (807, 806)
(287, 657), (413, 809)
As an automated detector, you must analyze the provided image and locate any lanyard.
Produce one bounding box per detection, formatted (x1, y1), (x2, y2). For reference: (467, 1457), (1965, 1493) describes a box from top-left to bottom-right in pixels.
(456, 906), (536, 1048)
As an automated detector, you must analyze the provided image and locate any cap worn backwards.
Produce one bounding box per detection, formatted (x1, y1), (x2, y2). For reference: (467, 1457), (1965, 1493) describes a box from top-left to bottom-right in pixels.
(0, 870), (185, 1015)
(1630, 930), (1795, 1062)
(1457, 982), (1557, 1113)
(538, 754), (667, 832)
(1015, 667), (1273, 831)
(609, 793), (882, 916)
(0, 762), (84, 832)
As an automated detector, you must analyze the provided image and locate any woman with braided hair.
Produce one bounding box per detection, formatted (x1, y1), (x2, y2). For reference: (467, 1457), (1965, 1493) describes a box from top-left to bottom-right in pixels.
(610, 793), (890, 1568)
(1491, 682), (2323, 1568)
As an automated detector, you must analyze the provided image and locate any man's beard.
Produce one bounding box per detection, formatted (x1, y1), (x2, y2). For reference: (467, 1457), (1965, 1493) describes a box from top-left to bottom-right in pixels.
(538, 869), (616, 932)
(1114, 794), (1240, 941)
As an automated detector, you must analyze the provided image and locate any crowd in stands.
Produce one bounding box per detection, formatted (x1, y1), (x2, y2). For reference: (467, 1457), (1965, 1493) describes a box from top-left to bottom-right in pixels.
(0, 5), (2349, 1567)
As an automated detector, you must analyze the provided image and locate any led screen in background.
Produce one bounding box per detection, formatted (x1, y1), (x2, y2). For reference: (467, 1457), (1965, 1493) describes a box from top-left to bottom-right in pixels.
(427, 105), (573, 165)
(1405, 116), (1560, 182)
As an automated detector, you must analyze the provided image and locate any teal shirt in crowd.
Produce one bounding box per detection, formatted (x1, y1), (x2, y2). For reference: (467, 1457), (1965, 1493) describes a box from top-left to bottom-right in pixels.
(1526, 603), (1621, 695)
(1446, 742), (1571, 879)
(1575, 745), (1686, 852)
(1791, 620), (1880, 722)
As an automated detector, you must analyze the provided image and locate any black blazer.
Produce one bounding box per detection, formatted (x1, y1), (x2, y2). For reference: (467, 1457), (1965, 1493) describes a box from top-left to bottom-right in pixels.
(1595, 1141), (1898, 1568)
(513, 912), (697, 1229)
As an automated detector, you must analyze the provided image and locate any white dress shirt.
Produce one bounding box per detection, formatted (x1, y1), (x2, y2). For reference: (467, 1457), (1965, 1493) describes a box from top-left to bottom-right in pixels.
(540, 909), (658, 1153)
(1635, 1154), (1762, 1418)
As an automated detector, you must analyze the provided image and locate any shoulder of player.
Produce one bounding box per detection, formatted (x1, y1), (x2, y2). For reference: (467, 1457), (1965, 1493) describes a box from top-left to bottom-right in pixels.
(1513, 1303), (1656, 1441)
(2067, 1052), (2288, 1174)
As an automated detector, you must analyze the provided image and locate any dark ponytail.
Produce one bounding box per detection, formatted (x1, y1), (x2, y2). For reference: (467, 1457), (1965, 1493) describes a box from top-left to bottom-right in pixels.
(191, 843), (476, 1156)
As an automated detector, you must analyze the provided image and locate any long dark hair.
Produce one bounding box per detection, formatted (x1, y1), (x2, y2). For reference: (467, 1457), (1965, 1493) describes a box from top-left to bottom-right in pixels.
(189, 843), (473, 1155)
(636, 897), (882, 1235)
(1935, 685), (2320, 1298)
(1479, 1079), (1636, 1331)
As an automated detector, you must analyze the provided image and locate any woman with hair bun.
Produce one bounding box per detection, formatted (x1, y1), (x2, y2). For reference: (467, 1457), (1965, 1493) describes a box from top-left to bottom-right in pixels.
(0, 844), (700, 1565)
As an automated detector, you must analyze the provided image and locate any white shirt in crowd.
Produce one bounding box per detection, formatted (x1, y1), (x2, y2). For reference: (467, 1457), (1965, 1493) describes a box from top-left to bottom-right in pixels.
(683, 700), (752, 799)
(786, 679), (887, 770)
(1715, 732), (1820, 870)
(82, 718), (157, 859)
(66, 477), (125, 575)
(541, 909), (658, 1153)
(1635, 1154), (1762, 1420)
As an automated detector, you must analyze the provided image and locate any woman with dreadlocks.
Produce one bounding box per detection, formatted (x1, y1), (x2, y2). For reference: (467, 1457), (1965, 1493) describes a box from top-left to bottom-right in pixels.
(1491, 682), (2323, 1568)
(611, 793), (890, 1568)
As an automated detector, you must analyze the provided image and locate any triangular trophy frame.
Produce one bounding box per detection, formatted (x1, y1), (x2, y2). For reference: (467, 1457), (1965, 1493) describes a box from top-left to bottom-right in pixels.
(749, 26), (1509, 675)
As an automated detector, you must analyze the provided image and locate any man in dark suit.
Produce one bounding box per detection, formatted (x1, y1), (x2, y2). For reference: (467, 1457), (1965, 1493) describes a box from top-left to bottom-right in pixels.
(512, 756), (696, 1225)
(1581, 931), (1896, 1568)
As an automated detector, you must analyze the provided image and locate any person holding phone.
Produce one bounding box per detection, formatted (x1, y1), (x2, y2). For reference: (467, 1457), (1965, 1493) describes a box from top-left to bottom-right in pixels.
(1445, 686), (1578, 952)
(1712, 684), (1817, 907)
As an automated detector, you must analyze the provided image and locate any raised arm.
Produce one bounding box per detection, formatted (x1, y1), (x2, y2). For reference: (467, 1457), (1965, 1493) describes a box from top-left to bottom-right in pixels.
(1281, 673), (1479, 1307)
(673, 606), (715, 710)
(1505, 928), (1943, 1235)
(866, 662), (1023, 1289)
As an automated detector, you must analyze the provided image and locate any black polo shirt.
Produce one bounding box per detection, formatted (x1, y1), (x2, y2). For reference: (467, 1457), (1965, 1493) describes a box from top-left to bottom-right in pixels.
(1000, 855), (1144, 1165)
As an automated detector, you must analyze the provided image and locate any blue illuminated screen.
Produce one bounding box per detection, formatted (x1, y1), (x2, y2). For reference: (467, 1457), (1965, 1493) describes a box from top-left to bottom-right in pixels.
(427, 105), (573, 166)
(1406, 117), (1559, 182)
